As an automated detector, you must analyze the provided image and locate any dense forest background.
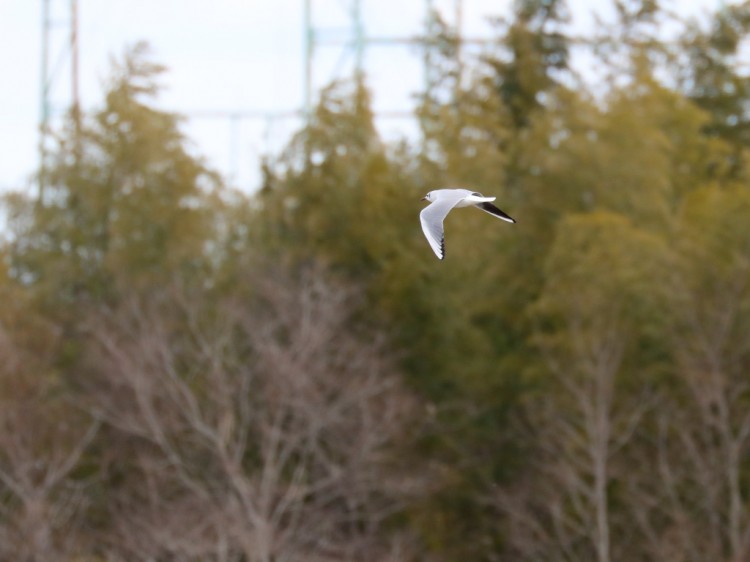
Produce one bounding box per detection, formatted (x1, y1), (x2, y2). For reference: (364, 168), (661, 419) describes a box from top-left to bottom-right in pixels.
(2, 0), (750, 560)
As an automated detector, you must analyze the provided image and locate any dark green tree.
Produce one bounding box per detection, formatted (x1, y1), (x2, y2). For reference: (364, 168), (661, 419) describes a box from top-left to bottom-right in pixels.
(7, 42), (220, 309)
(681, 1), (750, 175)
(488, 0), (571, 130)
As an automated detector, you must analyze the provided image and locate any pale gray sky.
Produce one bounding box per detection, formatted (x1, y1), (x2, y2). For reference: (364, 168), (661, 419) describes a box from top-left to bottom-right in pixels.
(0, 0), (718, 194)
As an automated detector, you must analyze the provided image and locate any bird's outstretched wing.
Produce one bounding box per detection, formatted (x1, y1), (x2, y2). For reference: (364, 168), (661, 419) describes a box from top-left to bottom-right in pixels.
(420, 197), (464, 260)
(475, 201), (516, 223)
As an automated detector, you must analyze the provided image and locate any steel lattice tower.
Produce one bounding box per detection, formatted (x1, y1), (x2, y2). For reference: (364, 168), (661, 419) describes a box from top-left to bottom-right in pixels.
(39, 0), (80, 201)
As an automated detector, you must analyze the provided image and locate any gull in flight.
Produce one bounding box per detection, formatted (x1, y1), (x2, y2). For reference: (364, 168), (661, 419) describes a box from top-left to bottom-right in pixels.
(420, 188), (515, 260)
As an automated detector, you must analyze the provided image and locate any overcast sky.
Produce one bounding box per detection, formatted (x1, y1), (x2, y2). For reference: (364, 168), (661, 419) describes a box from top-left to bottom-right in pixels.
(0, 0), (720, 194)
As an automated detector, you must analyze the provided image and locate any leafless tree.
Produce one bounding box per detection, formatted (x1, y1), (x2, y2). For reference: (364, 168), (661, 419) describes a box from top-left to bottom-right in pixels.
(490, 219), (662, 562)
(493, 302), (652, 562)
(0, 320), (99, 562)
(84, 264), (421, 561)
(624, 246), (750, 562)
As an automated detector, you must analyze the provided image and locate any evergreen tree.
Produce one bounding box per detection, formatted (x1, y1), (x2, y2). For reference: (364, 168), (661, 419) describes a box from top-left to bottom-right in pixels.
(488, 0), (571, 130)
(7, 42), (220, 309)
(681, 1), (750, 176)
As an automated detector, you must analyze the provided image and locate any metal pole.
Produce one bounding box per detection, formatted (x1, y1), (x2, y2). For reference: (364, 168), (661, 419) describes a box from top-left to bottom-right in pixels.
(455, 0), (462, 97)
(425, 0), (436, 97)
(70, 0), (82, 165)
(39, 0), (51, 202)
(71, 0), (80, 124)
(303, 0), (313, 121)
(352, 0), (364, 77)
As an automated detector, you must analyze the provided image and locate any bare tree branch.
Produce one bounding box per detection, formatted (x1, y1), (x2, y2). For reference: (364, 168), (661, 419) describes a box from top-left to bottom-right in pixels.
(82, 264), (422, 561)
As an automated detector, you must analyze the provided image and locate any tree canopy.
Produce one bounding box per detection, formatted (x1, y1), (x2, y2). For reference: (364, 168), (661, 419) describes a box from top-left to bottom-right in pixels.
(2, 2), (750, 561)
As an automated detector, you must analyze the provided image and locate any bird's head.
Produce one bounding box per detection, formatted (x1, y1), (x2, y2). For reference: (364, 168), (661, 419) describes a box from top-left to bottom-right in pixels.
(421, 191), (434, 202)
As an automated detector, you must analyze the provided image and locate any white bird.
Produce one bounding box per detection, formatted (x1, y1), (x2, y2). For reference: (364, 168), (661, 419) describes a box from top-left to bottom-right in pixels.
(420, 188), (515, 260)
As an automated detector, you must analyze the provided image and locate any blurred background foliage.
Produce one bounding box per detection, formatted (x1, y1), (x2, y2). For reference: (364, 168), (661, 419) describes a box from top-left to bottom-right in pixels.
(2, 0), (750, 560)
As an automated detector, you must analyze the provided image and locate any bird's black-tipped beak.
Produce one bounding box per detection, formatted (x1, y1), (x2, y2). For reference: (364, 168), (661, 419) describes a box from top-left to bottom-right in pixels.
(420, 196), (427, 201)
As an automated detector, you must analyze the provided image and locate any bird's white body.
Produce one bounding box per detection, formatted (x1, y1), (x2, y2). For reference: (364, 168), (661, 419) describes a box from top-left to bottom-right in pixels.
(424, 189), (496, 207)
(419, 188), (515, 260)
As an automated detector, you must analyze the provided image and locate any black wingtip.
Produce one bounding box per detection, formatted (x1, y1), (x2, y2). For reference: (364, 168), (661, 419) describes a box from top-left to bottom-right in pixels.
(476, 201), (516, 223)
